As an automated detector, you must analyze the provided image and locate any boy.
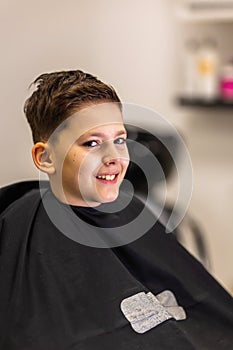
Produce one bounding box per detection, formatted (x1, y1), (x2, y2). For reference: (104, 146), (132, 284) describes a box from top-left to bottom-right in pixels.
(0, 70), (232, 349)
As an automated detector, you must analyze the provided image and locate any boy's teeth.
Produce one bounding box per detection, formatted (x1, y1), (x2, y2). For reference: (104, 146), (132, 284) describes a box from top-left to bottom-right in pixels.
(97, 174), (116, 180)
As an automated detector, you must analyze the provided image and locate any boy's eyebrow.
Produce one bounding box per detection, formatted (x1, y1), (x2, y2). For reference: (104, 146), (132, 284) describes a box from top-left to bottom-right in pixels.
(85, 130), (127, 138)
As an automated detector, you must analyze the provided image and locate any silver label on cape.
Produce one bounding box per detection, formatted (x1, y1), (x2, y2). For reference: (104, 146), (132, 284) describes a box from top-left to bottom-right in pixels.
(120, 290), (186, 334)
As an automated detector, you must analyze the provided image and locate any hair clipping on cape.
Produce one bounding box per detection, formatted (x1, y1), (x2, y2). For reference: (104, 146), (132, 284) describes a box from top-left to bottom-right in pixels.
(120, 290), (186, 334)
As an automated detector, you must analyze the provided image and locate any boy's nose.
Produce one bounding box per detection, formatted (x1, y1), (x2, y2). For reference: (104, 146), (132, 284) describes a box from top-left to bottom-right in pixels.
(103, 152), (121, 166)
(102, 142), (121, 165)
(104, 157), (120, 166)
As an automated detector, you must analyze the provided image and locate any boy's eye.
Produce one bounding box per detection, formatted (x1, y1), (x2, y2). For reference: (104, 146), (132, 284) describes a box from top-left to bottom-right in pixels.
(83, 140), (99, 147)
(83, 137), (126, 148)
(114, 137), (126, 145)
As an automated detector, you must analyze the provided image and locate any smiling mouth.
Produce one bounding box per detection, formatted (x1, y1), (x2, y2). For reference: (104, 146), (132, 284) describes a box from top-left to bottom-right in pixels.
(96, 174), (119, 182)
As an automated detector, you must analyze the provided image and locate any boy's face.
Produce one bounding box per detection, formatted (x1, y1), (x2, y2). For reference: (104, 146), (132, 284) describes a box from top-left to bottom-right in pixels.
(50, 102), (129, 207)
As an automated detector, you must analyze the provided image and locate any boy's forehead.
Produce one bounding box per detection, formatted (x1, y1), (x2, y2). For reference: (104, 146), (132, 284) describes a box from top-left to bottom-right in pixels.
(66, 103), (124, 137)
(74, 102), (122, 123)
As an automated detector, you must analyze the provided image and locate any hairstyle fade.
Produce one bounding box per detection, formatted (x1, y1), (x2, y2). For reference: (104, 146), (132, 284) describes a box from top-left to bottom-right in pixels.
(24, 70), (121, 143)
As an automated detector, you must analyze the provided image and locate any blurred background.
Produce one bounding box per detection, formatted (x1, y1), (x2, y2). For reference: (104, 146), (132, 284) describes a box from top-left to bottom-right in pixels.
(0, 0), (232, 293)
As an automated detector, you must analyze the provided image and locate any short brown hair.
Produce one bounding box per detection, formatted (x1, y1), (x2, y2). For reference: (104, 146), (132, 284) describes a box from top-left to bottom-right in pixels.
(24, 70), (121, 143)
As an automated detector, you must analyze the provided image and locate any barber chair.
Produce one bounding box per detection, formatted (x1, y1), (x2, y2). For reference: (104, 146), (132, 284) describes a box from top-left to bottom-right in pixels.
(125, 125), (210, 269)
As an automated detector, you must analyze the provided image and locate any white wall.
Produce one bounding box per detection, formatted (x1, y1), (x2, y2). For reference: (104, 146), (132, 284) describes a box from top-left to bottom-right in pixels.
(0, 0), (232, 292)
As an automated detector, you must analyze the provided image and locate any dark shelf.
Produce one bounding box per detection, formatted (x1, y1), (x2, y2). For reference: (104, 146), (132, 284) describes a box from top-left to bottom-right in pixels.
(176, 97), (233, 108)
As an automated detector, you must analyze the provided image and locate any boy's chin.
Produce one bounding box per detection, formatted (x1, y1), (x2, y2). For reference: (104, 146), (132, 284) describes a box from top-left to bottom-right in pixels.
(97, 190), (119, 204)
(80, 188), (120, 207)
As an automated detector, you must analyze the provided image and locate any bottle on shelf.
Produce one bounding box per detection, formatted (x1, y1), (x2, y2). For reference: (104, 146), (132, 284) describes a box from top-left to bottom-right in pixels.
(220, 60), (233, 102)
(196, 38), (219, 101)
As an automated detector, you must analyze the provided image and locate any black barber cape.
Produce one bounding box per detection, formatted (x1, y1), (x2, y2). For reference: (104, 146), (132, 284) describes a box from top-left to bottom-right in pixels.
(0, 182), (233, 350)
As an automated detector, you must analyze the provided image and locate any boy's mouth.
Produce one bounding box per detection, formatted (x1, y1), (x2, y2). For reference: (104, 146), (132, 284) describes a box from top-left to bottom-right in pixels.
(96, 173), (119, 183)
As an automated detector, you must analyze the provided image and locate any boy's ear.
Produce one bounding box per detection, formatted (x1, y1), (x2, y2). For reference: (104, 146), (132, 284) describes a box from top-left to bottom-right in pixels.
(32, 142), (56, 175)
